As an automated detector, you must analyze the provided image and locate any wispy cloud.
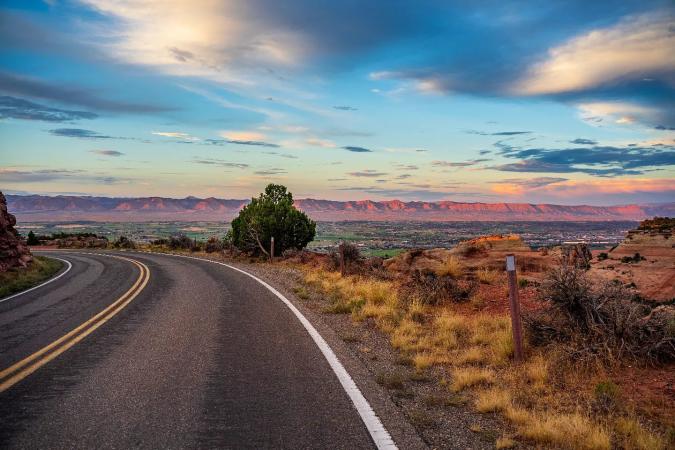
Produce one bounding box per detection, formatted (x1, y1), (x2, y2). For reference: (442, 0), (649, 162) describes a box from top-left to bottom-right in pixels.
(152, 131), (200, 141)
(465, 129), (531, 136)
(432, 159), (490, 168)
(343, 146), (373, 153)
(0, 71), (173, 114)
(333, 105), (358, 111)
(49, 128), (115, 139)
(192, 158), (249, 169)
(348, 170), (387, 177)
(0, 96), (97, 122)
(89, 149), (124, 157)
(570, 138), (597, 145)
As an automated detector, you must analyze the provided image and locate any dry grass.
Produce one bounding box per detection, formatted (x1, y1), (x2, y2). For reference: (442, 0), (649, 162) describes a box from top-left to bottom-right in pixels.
(436, 256), (464, 278)
(495, 436), (517, 449)
(475, 388), (511, 413)
(615, 417), (666, 450)
(451, 367), (495, 392)
(299, 267), (668, 450)
(476, 267), (500, 285)
(518, 412), (610, 450)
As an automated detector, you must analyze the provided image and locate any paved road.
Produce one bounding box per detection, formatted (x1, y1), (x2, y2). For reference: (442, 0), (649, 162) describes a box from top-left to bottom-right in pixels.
(0, 251), (375, 449)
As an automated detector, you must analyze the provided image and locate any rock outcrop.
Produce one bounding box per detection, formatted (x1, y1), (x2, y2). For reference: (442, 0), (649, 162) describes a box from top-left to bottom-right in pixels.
(0, 191), (32, 272)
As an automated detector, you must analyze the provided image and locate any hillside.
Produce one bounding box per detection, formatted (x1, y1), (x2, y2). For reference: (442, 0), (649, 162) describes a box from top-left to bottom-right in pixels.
(6, 194), (675, 222)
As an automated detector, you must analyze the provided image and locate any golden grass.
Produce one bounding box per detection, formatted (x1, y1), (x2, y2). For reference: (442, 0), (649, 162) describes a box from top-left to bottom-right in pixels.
(475, 388), (511, 413)
(518, 412), (611, 450)
(615, 417), (666, 450)
(476, 267), (500, 285)
(299, 267), (666, 450)
(436, 256), (463, 278)
(495, 436), (517, 449)
(451, 367), (495, 392)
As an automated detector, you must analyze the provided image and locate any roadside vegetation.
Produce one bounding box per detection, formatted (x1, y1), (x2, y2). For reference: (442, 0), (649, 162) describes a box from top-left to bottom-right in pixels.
(0, 256), (63, 298)
(297, 251), (673, 449)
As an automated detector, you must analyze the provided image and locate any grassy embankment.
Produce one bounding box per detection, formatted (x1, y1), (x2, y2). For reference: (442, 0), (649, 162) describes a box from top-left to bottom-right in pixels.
(298, 261), (671, 450)
(0, 256), (64, 298)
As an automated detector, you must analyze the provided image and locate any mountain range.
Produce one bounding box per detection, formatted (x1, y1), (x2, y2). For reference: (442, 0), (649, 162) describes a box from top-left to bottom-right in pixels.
(5, 194), (674, 222)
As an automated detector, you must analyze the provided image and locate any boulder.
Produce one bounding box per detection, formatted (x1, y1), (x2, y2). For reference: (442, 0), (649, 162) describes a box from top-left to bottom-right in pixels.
(0, 191), (32, 272)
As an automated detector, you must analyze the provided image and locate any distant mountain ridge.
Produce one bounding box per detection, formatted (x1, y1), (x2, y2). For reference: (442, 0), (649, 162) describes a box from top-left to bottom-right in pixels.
(6, 194), (674, 222)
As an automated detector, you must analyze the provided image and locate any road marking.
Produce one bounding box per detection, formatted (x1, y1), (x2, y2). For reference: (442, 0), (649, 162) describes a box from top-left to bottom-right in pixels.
(0, 254), (150, 393)
(0, 257), (73, 304)
(143, 251), (398, 450)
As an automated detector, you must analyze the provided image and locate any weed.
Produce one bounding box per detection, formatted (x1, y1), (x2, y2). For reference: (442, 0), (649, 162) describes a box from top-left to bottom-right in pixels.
(0, 256), (63, 298)
(519, 412), (610, 450)
(476, 267), (500, 285)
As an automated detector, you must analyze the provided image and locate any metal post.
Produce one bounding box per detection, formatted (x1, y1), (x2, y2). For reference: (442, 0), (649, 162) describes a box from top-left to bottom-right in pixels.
(270, 237), (275, 262)
(339, 243), (345, 276)
(505, 254), (524, 362)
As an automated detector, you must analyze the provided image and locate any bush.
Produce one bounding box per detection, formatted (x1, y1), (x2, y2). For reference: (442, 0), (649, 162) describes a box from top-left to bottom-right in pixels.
(204, 236), (224, 253)
(621, 253), (645, 264)
(402, 269), (476, 305)
(328, 241), (362, 273)
(112, 235), (136, 249)
(526, 261), (675, 362)
(168, 233), (198, 251)
(230, 184), (316, 256)
(26, 230), (40, 245)
(597, 252), (608, 261)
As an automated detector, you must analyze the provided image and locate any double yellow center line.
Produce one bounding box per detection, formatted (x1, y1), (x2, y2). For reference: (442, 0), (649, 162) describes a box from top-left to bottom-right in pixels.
(0, 255), (150, 393)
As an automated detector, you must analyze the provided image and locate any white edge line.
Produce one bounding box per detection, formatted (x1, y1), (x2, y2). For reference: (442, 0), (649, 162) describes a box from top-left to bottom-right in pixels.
(145, 251), (398, 450)
(0, 257), (73, 304)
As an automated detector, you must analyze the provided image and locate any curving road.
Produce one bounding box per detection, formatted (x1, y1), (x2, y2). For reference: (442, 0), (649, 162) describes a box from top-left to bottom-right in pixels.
(0, 251), (379, 449)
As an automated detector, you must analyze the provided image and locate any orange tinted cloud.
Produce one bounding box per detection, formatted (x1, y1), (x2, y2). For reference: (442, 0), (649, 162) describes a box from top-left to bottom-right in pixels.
(492, 178), (675, 197)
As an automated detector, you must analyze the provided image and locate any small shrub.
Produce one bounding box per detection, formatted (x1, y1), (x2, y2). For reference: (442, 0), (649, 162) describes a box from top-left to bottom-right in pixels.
(403, 269), (476, 305)
(205, 236), (224, 253)
(168, 233), (197, 251)
(597, 252), (609, 261)
(594, 380), (620, 411)
(518, 278), (529, 288)
(496, 436), (517, 449)
(475, 388), (511, 413)
(112, 235), (136, 249)
(26, 230), (40, 245)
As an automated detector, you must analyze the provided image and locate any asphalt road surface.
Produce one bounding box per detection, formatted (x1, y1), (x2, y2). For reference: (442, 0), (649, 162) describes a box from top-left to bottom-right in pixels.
(0, 251), (376, 449)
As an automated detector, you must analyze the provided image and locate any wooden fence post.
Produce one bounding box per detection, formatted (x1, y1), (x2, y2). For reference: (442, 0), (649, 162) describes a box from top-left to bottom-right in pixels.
(339, 243), (345, 276)
(506, 254), (524, 362)
(270, 236), (275, 263)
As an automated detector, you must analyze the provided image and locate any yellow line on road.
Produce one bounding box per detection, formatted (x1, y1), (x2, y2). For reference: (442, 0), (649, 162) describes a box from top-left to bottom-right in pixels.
(0, 255), (150, 393)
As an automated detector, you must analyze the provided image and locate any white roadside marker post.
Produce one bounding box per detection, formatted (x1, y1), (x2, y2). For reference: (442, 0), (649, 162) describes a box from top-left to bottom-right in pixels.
(506, 254), (524, 362)
(270, 236), (275, 263)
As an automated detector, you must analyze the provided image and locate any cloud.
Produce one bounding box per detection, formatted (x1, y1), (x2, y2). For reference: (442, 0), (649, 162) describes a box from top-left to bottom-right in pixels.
(343, 146), (373, 153)
(513, 11), (675, 96)
(0, 71), (173, 114)
(570, 138), (597, 145)
(191, 158), (249, 169)
(306, 138), (337, 148)
(152, 131), (200, 141)
(0, 96), (97, 122)
(576, 101), (671, 128)
(395, 164), (419, 170)
(490, 177), (568, 195)
(90, 149), (124, 157)
(655, 125), (675, 131)
(221, 131), (267, 141)
(465, 129), (531, 136)
(49, 128), (115, 139)
(490, 144), (675, 176)
(492, 177), (675, 202)
(333, 105), (358, 111)
(254, 168), (287, 175)
(204, 138), (280, 148)
(348, 170), (387, 177)
(0, 168), (128, 184)
(432, 159), (490, 168)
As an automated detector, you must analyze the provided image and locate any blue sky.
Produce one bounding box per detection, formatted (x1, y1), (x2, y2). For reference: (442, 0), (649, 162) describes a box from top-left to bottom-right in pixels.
(0, 0), (674, 205)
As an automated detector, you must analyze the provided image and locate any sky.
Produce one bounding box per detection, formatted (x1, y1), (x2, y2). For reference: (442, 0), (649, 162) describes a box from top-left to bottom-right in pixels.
(0, 0), (674, 205)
